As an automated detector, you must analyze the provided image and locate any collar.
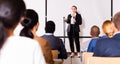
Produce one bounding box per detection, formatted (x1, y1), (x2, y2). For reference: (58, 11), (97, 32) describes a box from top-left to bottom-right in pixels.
(45, 33), (53, 35)
(113, 32), (120, 36)
(71, 13), (77, 17)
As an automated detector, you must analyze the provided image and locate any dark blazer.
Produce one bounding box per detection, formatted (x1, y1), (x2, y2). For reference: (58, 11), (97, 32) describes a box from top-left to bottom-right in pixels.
(42, 35), (67, 59)
(66, 12), (82, 32)
(93, 33), (120, 57)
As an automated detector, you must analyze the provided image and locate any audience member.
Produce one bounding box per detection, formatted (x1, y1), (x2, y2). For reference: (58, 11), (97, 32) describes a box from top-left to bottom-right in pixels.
(93, 12), (120, 57)
(0, 0), (45, 64)
(87, 25), (100, 52)
(42, 21), (67, 59)
(20, 9), (53, 64)
(102, 20), (114, 38)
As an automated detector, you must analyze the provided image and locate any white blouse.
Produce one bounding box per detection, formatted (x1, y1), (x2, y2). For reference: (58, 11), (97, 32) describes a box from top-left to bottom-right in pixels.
(0, 36), (46, 64)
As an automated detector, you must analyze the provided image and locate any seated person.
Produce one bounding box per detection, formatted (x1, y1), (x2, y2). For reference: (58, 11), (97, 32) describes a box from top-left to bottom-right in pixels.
(93, 12), (120, 57)
(0, 0), (45, 64)
(87, 25), (100, 52)
(42, 21), (67, 59)
(102, 20), (114, 38)
(20, 9), (53, 64)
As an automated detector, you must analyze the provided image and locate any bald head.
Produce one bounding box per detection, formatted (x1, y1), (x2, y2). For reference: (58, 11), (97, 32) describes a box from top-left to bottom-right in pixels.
(90, 25), (100, 37)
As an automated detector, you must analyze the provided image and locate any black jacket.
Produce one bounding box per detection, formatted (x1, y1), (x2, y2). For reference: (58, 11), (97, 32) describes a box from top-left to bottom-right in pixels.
(66, 12), (82, 32)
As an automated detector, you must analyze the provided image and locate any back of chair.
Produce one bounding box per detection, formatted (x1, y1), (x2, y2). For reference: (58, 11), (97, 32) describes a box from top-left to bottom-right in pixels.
(83, 52), (93, 64)
(87, 57), (120, 64)
(51, 50), (63, 64)
(51, 50), (59, 59)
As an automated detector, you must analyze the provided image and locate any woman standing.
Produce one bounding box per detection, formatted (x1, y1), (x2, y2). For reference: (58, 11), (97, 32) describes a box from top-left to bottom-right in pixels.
(65, 5), (82, 57)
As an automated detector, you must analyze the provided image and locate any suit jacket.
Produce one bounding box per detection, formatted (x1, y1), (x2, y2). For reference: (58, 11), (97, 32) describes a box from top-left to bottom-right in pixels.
(42, 34), (67, 59)
(93, 33), (120, 57)
(35, 37), (54, 64)
(66, 12), (82, 32)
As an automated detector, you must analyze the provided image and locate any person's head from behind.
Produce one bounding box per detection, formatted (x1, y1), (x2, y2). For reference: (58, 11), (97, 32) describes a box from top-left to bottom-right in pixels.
(113, 11), (120, 32)
(90, 25), (100, 37)
(45, 21), (55, 34)
(0, 0), (26, 49)
(20, 9), (39, 39)
(102, 20), (114, 38)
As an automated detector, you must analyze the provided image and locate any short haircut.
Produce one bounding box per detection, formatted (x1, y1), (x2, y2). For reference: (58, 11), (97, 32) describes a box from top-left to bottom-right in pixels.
(102, 20), (114, 38)
(45, 21), (55, 33)
(72, 5), (77, 9)
(113, 11), (120, 31)
(90, 25), (100, 37)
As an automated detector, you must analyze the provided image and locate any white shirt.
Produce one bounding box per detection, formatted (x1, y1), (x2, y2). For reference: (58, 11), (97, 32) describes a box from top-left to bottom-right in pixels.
(0, 36), (46, 64)
(71, 13), (76, 24)
(45, 33), (53, 35)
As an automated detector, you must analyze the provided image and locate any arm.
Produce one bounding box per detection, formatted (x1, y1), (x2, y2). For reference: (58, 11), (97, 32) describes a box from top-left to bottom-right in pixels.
(87, 40), (94, 52)
(58, 39), (67, 59)
(66, 14), (71, 24)
(75, 13), (82, 26)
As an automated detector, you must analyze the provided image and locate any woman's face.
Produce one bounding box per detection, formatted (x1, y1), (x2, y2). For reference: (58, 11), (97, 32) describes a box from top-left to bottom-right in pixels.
(71, 7), (77, 13)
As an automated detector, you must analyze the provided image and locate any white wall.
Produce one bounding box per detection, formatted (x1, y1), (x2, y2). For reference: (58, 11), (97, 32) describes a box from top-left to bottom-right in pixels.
(14, 0), (120, 52)
(14, 0), (45, 36)
(47, 0), (111, 52)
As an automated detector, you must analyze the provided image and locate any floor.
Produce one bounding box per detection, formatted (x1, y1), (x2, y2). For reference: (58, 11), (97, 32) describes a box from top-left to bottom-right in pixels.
(63, 56), (82, 64)
(63, 53), (83, 64)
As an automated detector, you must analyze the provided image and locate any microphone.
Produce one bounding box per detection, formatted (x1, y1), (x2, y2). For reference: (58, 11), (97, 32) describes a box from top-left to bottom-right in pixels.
(63, 17), (65, 19)
(63, 17), (66, 22)
(73, 16), (75, 19)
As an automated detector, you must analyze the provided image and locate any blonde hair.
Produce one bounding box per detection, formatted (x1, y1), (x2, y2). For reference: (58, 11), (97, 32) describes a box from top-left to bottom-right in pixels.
(102, 20), (114, 38)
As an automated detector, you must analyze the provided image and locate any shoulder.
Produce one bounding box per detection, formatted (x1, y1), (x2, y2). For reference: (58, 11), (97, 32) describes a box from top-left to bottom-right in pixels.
(76, 13), (81, 16)
(68, 14), (71, 16)
(95, 38), (115, 47)
(41, 35), (49, 39)
(68, 14), (71, 17)
(8, 36), (39, 47)
(56, 37), (64, 44)
(38, 37), (49, 45)
(38, 37), (48, 42)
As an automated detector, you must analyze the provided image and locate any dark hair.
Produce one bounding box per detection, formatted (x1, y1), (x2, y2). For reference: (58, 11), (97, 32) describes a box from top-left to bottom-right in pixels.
(0, 22), (7, 49)
(90, 25), (100, 37)
(0, 0), (26, 49)
(45, 21), (55, 33)
(72, 5), (77, 10)
(20, 9), (39, 39)
(113, 11), (120, 31)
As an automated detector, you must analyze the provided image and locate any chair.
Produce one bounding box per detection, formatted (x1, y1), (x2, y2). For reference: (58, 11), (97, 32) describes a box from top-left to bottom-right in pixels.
(51, 50), (63, 64)
(82, 52), (93, 64)
(87, 57), (120, 64)
(52, 50), (59, 59)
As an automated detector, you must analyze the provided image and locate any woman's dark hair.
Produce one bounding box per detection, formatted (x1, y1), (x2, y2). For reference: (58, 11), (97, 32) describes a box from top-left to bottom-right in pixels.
(45, 21), (55, 33)
(72, 5), (77, 10)
(0, 0), (26, 49)
(20, 9), (39, 39)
